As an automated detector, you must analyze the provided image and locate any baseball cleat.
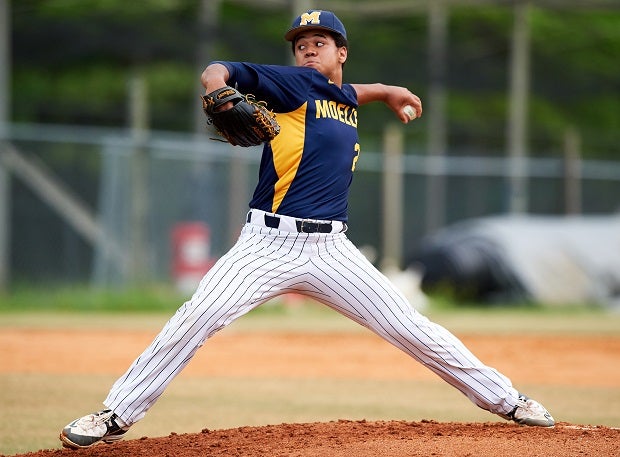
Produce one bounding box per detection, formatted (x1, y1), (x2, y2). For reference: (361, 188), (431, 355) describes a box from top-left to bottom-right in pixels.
(59, 409), (130, 449)
(500, 393), (555, 427)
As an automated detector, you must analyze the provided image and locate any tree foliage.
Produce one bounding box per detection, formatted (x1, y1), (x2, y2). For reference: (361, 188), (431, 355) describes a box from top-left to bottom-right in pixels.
(9, 0), (620, 158)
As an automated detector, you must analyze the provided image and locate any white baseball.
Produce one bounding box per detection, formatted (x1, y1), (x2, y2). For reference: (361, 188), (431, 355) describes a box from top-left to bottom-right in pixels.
(404, 105), (417, 121)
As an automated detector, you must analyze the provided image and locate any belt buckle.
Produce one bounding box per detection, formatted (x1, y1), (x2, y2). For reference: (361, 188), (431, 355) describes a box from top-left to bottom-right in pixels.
(298, 220), (333, 233)
(298, 220), (316, 233)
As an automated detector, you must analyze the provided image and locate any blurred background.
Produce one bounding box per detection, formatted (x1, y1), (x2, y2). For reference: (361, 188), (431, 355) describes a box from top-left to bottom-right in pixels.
(1, 0), (619, 307)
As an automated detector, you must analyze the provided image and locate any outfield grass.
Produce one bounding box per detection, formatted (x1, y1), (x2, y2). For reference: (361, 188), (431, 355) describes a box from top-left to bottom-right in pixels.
(1, 284), (618, 334)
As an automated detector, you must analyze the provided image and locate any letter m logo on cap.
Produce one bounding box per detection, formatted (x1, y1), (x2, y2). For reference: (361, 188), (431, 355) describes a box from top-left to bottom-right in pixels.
(299, 11), (321, 26)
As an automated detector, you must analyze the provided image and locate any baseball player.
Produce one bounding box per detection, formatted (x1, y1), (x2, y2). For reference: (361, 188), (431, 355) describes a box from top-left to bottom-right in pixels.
(60, 9), (554, 449)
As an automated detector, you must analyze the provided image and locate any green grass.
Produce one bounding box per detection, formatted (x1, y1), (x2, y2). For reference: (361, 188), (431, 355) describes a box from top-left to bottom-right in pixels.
(1, 284), (617, 334)
(0, 284), (188, 313)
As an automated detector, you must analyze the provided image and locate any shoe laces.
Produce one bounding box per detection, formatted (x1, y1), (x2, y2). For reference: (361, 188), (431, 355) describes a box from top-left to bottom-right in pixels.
(78, 410), (116, 430)
(513, 396), (546, 419)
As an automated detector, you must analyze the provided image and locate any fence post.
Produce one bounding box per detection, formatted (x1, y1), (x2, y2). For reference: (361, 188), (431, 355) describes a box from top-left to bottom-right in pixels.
(563, 127), (582, 215)
(381, 124), (404, 271)
(129, 69), (150, 283)
(0, 0), (9, 292)
(228, 148), (249, 247)
(425, 0), (448, 234)
(506, 1), (531, 214)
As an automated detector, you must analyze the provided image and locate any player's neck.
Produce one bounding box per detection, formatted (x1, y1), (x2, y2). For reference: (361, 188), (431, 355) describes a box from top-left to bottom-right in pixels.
(323, 68), (343, 88)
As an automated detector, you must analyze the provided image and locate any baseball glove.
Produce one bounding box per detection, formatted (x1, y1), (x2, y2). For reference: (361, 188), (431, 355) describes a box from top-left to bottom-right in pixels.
(201, 86), (280, 147)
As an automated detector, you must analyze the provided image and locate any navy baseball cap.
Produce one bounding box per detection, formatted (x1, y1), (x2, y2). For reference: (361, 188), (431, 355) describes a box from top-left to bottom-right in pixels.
(284, 10), (347, 41)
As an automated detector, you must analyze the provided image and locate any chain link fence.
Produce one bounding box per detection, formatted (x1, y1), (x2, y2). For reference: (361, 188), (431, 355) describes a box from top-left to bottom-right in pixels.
(3, 123), (619, 288)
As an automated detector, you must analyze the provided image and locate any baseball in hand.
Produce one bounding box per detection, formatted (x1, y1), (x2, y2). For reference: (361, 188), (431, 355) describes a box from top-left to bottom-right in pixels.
(404, 105), (417, 121)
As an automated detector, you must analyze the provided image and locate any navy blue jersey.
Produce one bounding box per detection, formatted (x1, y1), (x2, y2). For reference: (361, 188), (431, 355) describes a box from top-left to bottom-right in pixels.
(214, 61), (360, 221)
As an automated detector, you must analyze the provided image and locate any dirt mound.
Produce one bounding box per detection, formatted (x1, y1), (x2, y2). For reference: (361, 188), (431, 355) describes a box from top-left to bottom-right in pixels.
(14, 420), (620, 457)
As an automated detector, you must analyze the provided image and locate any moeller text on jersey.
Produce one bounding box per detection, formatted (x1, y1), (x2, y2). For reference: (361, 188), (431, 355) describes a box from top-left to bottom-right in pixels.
(315, 100), (358, 127)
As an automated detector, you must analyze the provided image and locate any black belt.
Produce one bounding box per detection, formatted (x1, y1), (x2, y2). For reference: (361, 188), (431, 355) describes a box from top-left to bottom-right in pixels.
(247, 211), (341, 233)
(295, 219), (333, 233)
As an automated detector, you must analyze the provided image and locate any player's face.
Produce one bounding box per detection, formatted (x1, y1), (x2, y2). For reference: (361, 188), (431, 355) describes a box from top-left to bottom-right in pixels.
(293, 31), (347, 80)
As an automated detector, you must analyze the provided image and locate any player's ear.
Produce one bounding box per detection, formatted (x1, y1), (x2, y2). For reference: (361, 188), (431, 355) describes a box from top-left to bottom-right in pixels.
(338, 46), (347, 64)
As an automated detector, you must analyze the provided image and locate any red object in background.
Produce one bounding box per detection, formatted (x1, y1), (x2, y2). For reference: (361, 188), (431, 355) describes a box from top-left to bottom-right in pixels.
(171, 222), (215, 293)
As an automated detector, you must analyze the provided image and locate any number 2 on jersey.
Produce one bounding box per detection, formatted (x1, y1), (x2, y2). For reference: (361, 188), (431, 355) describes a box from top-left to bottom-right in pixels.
(351, 143), (361, 171)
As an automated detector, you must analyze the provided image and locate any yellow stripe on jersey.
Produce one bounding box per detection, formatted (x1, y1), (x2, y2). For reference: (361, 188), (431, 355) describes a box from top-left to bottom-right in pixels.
(270, 102), (307, 213)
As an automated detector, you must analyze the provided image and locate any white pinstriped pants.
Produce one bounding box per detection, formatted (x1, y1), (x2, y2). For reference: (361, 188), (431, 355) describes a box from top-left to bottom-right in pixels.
(105, 214), (520, 425)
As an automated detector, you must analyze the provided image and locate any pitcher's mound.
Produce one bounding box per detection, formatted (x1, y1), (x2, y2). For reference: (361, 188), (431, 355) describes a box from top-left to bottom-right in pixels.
(25, 420), (620, 457)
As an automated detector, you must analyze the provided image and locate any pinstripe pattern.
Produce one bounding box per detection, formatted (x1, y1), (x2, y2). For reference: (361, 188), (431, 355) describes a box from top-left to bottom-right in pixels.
(104, 222), (519, 425)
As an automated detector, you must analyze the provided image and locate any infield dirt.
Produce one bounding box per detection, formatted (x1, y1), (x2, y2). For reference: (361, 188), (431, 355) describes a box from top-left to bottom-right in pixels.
(2, 320), (619, 457)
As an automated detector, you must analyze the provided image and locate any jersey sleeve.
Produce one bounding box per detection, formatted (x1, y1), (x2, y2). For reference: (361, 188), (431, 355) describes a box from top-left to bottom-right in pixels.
(209, 61), (316, 113)
(342, 83), (358, 104)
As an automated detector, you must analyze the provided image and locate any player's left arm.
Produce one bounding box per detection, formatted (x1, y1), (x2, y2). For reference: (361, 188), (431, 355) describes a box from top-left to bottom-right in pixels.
(350, 83), (422, 124)
(201, 63), (231, 94)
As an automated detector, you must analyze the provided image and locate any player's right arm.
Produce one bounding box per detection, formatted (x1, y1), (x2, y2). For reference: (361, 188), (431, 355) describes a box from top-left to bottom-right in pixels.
(351, 83), (422, 123)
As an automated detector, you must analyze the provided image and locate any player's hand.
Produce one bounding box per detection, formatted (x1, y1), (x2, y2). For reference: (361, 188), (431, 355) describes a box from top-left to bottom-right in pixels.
(385, 86), (422, 124)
